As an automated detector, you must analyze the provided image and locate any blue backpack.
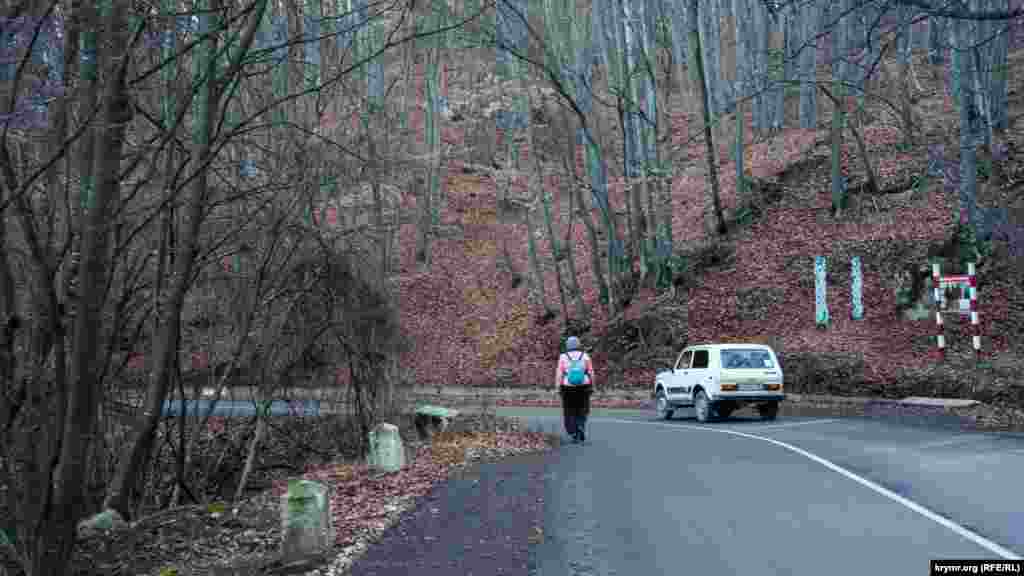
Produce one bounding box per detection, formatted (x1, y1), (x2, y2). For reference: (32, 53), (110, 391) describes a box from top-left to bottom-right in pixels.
(566, 352), (588, 386)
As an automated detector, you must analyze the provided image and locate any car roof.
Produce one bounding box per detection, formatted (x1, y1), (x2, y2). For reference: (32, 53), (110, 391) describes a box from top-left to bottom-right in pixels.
(687, 343), (773, 350)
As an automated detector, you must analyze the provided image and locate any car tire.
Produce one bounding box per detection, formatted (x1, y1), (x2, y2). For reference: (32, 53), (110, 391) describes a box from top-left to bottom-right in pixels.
(758, 402), (779, 421)
(694, 390), (714, 423)
(655, 390), (674, 420)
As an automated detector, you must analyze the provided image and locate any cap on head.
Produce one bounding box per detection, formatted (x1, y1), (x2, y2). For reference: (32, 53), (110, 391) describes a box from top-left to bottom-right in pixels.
(566, 336), (580, 351)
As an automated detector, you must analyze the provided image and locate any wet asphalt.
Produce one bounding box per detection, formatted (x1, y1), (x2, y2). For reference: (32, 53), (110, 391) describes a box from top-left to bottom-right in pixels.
(350, 407), (1024, 575)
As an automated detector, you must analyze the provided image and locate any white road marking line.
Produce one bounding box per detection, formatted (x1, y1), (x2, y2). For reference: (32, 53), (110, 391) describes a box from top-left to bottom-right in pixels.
(743, 418), (841, 430)
(916, 435), (992, 450)
(601, 417), (1022, 560)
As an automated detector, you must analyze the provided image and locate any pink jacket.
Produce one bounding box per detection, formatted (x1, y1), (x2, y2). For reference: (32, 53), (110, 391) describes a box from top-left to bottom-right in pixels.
(555, 351), (595, 387)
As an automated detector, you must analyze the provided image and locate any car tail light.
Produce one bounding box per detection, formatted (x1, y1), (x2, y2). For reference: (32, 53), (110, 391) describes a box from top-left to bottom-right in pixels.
(766, 383), (782, 391)
(720, 383), (737, 391)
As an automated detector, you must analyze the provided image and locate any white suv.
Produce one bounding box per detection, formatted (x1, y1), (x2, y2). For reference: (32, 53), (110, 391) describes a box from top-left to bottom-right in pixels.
(654, 343), (784, 422)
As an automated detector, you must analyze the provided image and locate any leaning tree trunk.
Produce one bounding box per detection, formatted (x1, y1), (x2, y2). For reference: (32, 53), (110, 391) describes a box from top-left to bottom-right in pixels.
(106, 0), (266, 520)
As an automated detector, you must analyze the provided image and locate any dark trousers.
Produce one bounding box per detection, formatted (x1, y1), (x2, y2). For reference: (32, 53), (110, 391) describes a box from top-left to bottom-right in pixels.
(560, 385), (592, 437)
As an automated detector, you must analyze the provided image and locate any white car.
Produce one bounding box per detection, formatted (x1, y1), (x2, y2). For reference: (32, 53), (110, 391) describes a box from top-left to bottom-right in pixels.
(654, 343), (785, 422)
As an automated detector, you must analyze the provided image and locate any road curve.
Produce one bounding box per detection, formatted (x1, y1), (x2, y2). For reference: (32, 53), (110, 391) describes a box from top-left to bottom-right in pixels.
(499, 408), (1024, 575)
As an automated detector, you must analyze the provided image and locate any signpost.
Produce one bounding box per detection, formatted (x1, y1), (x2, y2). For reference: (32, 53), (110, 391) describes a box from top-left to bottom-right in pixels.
(930, 262), (985, 364)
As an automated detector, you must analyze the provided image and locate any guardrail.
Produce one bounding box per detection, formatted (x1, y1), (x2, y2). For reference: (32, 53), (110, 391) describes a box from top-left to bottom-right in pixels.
(160, 399), (321, 417)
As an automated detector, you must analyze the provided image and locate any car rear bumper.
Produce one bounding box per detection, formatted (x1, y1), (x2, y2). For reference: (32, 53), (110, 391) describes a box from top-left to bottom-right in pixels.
(712, 393), (785, 402)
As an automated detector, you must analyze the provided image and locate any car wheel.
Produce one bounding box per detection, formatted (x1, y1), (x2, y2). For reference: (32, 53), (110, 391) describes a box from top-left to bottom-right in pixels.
(655, 390), (674, 420)
(758, 402), (779, 421)
(694, 390), (714, 423)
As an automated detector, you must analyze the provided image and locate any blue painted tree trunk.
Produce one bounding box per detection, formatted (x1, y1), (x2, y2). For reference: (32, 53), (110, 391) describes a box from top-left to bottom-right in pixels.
(815, 256), (829, 327)
(851, 257), (864, 320)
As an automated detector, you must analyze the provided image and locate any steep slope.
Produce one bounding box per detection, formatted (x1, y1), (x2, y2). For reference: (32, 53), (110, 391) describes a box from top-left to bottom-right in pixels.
(394, 48), (1024, 394)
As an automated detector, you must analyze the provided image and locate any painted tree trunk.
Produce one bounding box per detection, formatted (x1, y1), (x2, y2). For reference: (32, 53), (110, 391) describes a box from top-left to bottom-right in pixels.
(815, 256), (830, 327)
(851, 256), (864, 320)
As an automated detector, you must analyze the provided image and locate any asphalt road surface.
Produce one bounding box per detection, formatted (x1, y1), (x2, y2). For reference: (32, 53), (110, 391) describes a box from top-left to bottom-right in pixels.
(350, 407), (1024, 575)
(516, 407), (1024, 575)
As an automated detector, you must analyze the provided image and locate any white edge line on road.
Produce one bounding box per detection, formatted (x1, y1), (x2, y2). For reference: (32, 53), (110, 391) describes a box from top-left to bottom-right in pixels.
(601, 417), (1022, 560)
(746, 418), (841, 430)
(915, 435), (992, 450)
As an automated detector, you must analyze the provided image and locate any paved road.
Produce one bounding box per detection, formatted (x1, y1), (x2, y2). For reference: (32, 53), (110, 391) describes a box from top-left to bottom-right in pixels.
(495, 407), (1024, 575)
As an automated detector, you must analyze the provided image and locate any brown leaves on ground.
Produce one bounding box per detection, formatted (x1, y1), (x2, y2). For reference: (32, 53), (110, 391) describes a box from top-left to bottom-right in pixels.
(72, 421), (556, 576)
(394, 49), (1024, 397)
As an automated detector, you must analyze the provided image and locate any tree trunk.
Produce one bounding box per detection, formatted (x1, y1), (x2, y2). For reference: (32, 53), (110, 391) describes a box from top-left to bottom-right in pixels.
(562, 107), (607, 312)
(106, 0), (266, 519)
(234, 392), (268, 502)
(829, 0), (848, 218)
(699, 0), (723, 119)
(561, 163), (590, 322)
(952, 1), (979, 236)
(667, 0), (696, 117)
(798, 0), (818, 129)
(640, 0), (660, 283)
(989, 0), (1009, 132)
(929, 11), (945, 67)
(732, 0), (748, 197)
(688, 0), (727, 237)
(751, 0), (766, 134)
(969, 0), (994, 151)
(45, 0), (132, 571)
(898, 3), (914, 147)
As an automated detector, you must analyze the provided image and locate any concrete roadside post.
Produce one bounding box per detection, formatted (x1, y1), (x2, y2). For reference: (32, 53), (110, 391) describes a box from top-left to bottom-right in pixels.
(368, 422), (406, 473)
(281, 479), (333, 561)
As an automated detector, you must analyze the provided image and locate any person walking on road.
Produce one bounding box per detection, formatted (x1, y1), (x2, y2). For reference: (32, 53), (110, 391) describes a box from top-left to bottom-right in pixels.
(555, 336), (595, 443)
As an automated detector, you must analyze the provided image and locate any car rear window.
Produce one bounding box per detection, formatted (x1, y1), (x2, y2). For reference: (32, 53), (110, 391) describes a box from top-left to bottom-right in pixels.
(721, 349), (774, 369)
